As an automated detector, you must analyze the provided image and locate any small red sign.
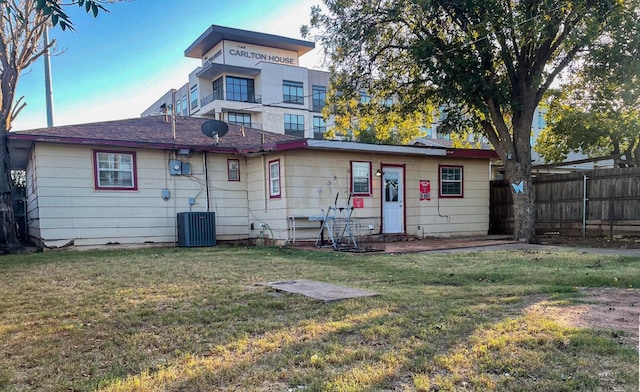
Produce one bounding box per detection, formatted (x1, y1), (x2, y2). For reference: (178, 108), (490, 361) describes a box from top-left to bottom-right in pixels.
(420, 180), (431, 201)
(352, 197), (364, 208)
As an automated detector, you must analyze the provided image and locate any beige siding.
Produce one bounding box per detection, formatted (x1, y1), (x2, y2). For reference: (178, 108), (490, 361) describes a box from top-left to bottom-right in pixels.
(280, 151), (491, 241)
(30, 143), (249, 247)
(246, 155), (289, 241)
(28, 142), (491, 248)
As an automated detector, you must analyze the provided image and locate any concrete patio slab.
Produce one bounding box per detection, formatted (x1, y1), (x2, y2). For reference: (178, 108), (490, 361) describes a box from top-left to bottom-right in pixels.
(261, 279), (379, 302)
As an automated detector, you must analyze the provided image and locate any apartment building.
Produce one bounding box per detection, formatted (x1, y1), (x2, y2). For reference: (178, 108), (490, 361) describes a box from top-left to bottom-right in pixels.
(141, 25), (331, 140)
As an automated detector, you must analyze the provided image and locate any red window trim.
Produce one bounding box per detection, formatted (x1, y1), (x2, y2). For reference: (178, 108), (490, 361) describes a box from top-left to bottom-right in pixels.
(268, 159), (281, 199)
(350, 160), (372, 196)
(438, 164), (463, 198)
(93, 150), (138, 191)
(227, 158), (240, 182)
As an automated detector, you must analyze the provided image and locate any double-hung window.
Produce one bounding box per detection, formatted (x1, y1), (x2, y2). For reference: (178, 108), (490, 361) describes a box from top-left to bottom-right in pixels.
(94, 151), (137, 190)
(269, 159), (281, 198)
(228, 159), (240, 181)
(351, 161), (371, 196)
(283, 80), (304, 104)
(439, 165), (463, 197)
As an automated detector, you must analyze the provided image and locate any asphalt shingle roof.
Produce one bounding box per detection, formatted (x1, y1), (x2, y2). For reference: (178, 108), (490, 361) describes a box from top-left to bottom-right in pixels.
(9, 115), (306, 154)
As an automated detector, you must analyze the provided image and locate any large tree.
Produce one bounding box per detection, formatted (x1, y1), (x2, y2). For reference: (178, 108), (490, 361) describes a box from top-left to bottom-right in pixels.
(0, 0), (109, 249)
(305, 0), (635, 242)
(536, 9), (640, 168)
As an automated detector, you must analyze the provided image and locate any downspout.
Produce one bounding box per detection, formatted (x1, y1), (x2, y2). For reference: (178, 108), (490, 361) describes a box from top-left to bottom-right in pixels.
(204, 152), (210, 212)
(262, 155), (267, 211)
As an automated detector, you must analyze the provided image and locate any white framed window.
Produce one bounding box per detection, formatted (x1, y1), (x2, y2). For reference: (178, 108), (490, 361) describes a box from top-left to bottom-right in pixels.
(439, 165), (463, 197)
(269, 159), (280, 198)
(351, 161), (371, 196)
(228, 159), (240, 181)
(94, 150), (137, 190)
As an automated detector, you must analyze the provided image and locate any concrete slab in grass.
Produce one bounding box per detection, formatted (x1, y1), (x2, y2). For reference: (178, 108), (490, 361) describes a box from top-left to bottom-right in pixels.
(261, 279), (379, 302)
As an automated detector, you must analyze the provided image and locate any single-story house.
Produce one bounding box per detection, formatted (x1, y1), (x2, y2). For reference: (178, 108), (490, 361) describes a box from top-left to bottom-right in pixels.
(8, 116), (498, 249)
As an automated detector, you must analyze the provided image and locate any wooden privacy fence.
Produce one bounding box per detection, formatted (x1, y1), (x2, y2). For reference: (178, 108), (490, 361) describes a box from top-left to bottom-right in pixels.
(490, 167), (640, 237)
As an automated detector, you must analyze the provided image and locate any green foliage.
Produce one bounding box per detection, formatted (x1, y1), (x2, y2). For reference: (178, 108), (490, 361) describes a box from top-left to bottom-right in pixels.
(0, 0), (108, 31)
(304, 0), (637, 241)
(535, 9), (640, 167)
(321, 84), (431, 144)
(304, 0), (631, 155)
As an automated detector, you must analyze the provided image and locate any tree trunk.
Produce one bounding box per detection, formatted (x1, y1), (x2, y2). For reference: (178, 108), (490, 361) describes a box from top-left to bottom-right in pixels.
(0, 132), (19, 249)
(505, 109), (539, 244)
(504, 161), (538, 243)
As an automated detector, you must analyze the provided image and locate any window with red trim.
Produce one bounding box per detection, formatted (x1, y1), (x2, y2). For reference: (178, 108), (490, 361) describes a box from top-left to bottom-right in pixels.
(439, 165), (463, 197)
(228, 159), (240, 181)
(269, 159), (280, 198)
(351, 161), (371, 195)
(94, 150), (137, 190)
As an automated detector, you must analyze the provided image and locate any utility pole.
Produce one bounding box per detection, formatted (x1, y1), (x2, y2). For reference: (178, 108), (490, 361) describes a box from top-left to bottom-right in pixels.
(44, 26), (54, 127)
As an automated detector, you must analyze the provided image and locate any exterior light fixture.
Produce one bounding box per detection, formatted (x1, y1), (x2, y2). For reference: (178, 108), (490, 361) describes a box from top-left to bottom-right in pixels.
(376, 169), (383, 177)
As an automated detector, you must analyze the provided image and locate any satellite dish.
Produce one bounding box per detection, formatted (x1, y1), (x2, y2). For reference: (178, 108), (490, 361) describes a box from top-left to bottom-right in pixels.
(201, 120), (229, 138)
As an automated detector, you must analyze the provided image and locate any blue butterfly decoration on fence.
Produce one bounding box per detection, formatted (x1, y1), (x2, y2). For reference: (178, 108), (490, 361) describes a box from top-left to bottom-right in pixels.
(511, 181), (524, 194)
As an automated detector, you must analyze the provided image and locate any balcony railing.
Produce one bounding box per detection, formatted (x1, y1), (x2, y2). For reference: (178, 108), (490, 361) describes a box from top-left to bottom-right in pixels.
(201, 93), (262, 107)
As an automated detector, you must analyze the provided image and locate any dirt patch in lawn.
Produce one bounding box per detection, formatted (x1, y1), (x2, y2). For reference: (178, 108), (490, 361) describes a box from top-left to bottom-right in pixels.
(541, 235), (640, 250)
(526, 287), (640, 347)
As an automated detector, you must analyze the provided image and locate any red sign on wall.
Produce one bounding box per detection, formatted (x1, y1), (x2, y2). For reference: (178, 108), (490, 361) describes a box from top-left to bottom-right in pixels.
(352, 197), (364, 208)
(420, 180), (431, 201)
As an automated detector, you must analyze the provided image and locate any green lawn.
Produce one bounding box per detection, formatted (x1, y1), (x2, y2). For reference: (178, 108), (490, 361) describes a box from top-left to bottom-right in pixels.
(0, 246), (638, 391)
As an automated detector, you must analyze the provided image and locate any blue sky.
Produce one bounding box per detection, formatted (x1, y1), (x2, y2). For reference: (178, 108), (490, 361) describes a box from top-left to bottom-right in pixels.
(12, 0), (324, 131)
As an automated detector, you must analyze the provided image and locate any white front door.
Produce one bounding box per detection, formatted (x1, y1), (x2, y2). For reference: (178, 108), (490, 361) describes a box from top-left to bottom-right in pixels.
(382, 166), (404, 233)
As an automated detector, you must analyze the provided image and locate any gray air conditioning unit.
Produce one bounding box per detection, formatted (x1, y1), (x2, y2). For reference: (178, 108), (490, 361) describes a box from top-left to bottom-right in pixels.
(177, 212), (216, 247)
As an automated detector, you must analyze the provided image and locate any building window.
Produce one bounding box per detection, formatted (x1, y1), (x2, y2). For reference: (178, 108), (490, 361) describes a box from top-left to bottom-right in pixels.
(175, 100), (182, 116)
(313, 116), (326, 139)
(94, 151), (137, 190)
(312, 85), (326, 112)
(228, 112), (251, 127)
(284, 114), (304, 137)
(269, 159), (280, 198)
(351, 161), (371, 196)
(226, 76), (255, 102)
(283, 80), (304, 104)
(190, 85), (198, 109)
(436, 128), (450, 140)
(359, 91), (371, 104)
(537, 111), (546, 129)
(182, 96), (188, 116)
(228, 159), (240, 181)
(420, 125), (432, 139)
(439, 165), (463, 197)
(212, 77), (224, 101)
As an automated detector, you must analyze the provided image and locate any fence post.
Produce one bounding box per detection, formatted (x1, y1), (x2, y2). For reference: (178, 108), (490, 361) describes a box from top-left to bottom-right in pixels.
(582, 174), (587, 238)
